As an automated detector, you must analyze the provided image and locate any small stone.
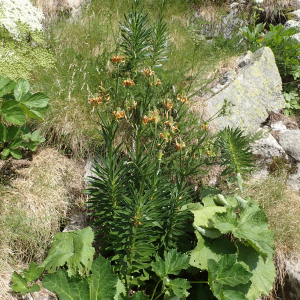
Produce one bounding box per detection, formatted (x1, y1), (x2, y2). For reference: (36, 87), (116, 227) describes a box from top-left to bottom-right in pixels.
(279, 130), (300, 161)
(271, 121), (287, 132)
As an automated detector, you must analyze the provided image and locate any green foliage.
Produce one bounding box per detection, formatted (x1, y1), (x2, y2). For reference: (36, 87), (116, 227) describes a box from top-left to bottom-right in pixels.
(282, 83), (300, 116)
(189, 194), (276, 300)
(40, 227), (95, 277)
(11, 262), (43, 295)
(0, 76), (48, 159)
(217, 127), (256, 193)
(239, 23), (265, 50)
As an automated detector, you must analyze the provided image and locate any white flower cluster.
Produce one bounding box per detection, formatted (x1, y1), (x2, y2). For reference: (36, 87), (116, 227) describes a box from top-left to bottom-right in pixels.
(0, 0), (44, 41)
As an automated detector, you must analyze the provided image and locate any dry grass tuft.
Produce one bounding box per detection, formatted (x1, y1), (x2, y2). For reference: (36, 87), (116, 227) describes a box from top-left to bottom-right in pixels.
(243, 174), (300, 254)
(0, 148), (86, 299)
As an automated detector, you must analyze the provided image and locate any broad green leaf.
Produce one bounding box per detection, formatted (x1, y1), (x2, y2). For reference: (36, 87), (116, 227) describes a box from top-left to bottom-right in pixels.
(213, 199), (274, 259)
(20, 103), (45, 121)
(114, 279), (126, 300)
(163, 278), (191, 298)
(1, 148), (10, 159)
(23, 262), (44, 283)
(42, 269), (89, 300)
(40, 227), (95, 277)
(20, 126), (31, 140)
(31, 130), (44, 142)
(9, 148), (22, 159)
(14, 79), (30, 102)
(194, 225), (222, 239)
(1, 100), (26, 125)
(90, 255), (118, 300)
(10, 272), (40, 295)
(220, 289), (247, 300)
(0, 123), (7, 142)
(24, 141), (39, 151)
(0, 76), (16, 97)
(236, 242), (275, 300)
(7, 126), (20, 141)
(10, 137), (24, 149)
(189, 232), (236, 270)
(151, 249), (190, 277)
(22, 92), (49, 108)
(208, 255), (251, 298)
(192, 206), (227, 229)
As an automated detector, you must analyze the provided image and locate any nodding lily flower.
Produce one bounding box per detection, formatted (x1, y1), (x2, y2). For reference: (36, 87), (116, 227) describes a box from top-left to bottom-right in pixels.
(159, 130), (170, 142)
(124, 79), (135, 87)
(113, 108), (126, 121)
(175, 138), (186, 151)
(90, 96), (103, 106)
(150, 75), (161, 86)
(177, 93), (189, 104)
(143, 66), (155, 77)
(162, 99), (173, 110)
(202, 124), (209, 130)
(126, 98), (137, 110)
(142, 115), (151, 125)
(111, 55), (125, 64)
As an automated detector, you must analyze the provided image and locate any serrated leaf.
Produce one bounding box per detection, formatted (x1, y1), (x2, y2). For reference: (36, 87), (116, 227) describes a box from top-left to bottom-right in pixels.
(90, 255), (118, 300)
(208, 255), (251, 287)
(189, 231), (236, 270)
(40, 227), (95, 277)
(163, 278), (191, 298)
(236, 242), (275, 300)
(192, 206), (227, 229)
(213, 199), (274, 259)
(10, 272), (30, 295)
(1, 100), (26, 125)
(22, 92), (49, 108)
(114, 279), (126, 300)
(23, 262), (44, 283)
(151, 249), (190, 277)
(14, 79), (30, 102)
(42, 269), (89, 300)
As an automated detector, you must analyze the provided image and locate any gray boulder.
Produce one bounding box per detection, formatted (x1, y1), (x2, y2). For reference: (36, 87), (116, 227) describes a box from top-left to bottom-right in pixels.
(204, 47), (285, 134)
(279, 130), (300, 161)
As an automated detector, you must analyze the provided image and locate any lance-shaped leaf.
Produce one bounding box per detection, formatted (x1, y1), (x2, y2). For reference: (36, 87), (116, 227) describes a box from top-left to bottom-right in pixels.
(40, 227), (95, 277)
(208, 255), (252, 299)
(236, 242), (275, 300)
(163, 278), (191, 298)
(89, 255), (118, 300)
(213, 199), (274, 259)
(189, 231), (236, 270)
(42, 269), (89, 300)
(151, 249), (190, 277)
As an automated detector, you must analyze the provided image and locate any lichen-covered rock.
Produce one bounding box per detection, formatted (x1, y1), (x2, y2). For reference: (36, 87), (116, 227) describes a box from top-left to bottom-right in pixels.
(279, 130), (300, 161)
(204, 47), (285, 134)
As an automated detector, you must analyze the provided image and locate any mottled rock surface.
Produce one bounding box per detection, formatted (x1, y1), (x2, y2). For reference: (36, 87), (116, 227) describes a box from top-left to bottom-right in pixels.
(204, 47), (285, 134)
(279, 130), (300, 162)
